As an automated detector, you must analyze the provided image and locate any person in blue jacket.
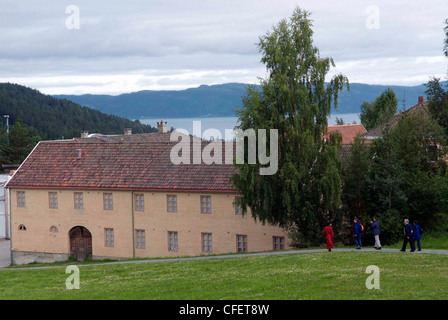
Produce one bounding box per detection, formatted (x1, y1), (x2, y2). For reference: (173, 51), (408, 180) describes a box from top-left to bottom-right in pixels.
(413, 220), (423, 251)
(354, 218), (363, 249)
(369, 216), (381, 250)
(400, 219), (415, 252)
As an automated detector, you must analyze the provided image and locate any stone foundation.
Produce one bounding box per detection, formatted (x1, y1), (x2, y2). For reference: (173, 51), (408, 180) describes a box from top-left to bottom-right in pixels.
(11, 250), (69, 265)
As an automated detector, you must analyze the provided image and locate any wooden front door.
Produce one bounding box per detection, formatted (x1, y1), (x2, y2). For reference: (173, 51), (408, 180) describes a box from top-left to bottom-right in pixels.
(70, 226), (92, 261)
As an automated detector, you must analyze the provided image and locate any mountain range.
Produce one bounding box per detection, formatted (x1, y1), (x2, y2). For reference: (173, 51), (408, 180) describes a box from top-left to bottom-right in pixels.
(54, 82), (439, 119)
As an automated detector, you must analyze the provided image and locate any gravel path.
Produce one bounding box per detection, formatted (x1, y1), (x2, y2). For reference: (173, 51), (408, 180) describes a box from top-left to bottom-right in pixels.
(1, 239), (447, 271)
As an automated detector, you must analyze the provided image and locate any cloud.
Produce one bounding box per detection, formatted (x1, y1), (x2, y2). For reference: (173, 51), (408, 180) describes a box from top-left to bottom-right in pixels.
(0, 0), (447, 94)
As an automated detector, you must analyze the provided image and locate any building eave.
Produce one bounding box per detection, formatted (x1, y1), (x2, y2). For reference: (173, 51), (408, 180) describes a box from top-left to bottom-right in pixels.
(5, 184), (239, 193)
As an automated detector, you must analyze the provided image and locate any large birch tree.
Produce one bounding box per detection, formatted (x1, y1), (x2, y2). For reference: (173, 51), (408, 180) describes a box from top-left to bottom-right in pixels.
(231, 8), (349, 246)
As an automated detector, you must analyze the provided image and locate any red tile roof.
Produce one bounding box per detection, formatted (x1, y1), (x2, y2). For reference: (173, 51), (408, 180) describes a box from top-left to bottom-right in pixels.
(8, 120), (370, 191)
(6, 141), (238, 192)
(325, 124), (367, 144)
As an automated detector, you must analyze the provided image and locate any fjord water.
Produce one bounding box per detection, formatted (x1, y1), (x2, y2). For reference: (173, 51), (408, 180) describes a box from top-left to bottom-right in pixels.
(140, 113), (361, 141)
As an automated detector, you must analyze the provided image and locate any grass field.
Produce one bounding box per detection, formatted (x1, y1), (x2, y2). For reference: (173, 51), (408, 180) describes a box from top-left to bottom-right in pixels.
(1, 250), (447, 300)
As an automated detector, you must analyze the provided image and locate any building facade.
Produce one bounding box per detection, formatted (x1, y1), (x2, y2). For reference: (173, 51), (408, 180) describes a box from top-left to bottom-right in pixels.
(6, 136), (291, 264)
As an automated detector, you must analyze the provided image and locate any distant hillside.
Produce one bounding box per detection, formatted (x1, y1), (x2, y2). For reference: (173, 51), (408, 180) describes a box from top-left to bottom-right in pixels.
(0, 83), (156, 140)
(55, 83), (249, 119)
(336, 82), (431, 113)
(54, 82), (439, 119)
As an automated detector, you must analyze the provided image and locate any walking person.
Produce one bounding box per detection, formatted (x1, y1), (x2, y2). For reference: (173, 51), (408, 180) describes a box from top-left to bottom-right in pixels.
(413, 220), (423, 251)
(369, 216), (382, 250)
(323, 223), (334, 252)
(400, 219), (415, 252)
(354, 218), (363, 249)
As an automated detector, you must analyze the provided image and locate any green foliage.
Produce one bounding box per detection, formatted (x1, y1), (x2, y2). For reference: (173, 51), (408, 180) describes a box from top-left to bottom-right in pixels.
(2, 252), (448, 300)
(0, 119), (41, 164)
(364, 127), (408, 217)
(0, 82), (156, 141)
(360, 88), (398, 131)
(335, 117), (345, 125)
(343, 109), (448, 245)
(444, 18), (448, 58)
(231, 7), (349, 247)
(342, 135), (370, 219)
(426, 77), (448, 137)
(425, 19), (448, 137)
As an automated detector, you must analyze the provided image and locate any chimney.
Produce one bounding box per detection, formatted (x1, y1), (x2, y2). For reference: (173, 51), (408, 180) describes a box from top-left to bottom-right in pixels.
(418, 96), (426, 104)
(124, 128), (132, 135)
(81, 131), (89, 138)
(157, 119), (168, 133)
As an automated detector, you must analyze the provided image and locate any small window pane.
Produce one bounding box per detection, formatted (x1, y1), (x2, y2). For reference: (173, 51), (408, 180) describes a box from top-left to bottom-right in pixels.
(74, 192), (84, 209)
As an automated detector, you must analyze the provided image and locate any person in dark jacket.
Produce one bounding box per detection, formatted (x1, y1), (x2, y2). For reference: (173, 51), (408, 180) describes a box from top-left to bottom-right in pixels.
(413, 220), (423, 251)
(400, 219), (415, 252)
(369, 216), (381, 250)
(354, 218), (363, 249)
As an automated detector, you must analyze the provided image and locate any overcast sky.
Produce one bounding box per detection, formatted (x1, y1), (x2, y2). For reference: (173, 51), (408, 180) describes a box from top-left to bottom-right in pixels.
(1, 0), (447, 95)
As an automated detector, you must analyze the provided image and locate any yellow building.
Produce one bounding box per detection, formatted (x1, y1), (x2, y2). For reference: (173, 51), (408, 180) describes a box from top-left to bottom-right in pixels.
(6, 132), (291, 264)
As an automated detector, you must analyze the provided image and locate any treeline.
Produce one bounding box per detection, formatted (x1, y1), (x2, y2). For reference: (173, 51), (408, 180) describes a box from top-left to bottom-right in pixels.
(0, 83), (156, 141)
(231, 9), (448, 248)
(340, 20), (448, 245)
(0, 82), (156, 165)
(342, 99), (448, 245)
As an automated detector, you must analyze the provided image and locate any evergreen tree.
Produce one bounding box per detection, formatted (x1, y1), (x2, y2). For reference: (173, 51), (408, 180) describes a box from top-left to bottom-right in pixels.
(364, 126), (407, 244)
(425, 19), (448, 137)
(0, 118), (41, 164)
(231, 8), (349, 247)
(361, 111), (447, 243)
(335, 117), (345, 125)
(360, 88), (398, 131)
(389, 110), (447, 223)
(426, 77), (448, 137)
(0, 82), (156, 140)
(342, 134), (370, 220)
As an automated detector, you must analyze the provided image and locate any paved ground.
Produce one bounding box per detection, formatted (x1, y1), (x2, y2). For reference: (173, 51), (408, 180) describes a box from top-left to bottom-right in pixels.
(0, 241), (447, 270)
(0, 239), (11, 268)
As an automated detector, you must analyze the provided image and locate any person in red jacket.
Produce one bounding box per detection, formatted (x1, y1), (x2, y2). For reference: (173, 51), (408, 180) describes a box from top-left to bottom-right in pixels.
(323, 223), (334, 252)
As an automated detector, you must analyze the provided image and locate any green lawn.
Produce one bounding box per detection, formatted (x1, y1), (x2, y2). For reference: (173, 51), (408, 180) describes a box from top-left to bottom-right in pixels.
(1, 251), (447, 300)
(393, 232), (448, 250)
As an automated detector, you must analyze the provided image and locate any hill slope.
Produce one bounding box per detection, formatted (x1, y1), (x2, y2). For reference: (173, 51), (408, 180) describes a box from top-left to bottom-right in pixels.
(54, 82), (435, 119)
(0, 83), (156, 140)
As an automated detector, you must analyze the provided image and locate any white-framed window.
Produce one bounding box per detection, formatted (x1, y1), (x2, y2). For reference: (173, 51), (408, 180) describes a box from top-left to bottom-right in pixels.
(167, 195), (177, 212)
(103, 193), (113, 210)
(273, 236), (285, 250)
(17, 191), (26, 208)
(237, 234), (247, 252)
(202, 233), (212, 253)
(74, 192), (84, 209)
(201, 196), (211, 214)
(168, 231), (178, 252)
(135, 194), (144, 211)
(105, 228), (114, 247)
(136, 229), (146, 249)
(49, 192), (58, 209)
